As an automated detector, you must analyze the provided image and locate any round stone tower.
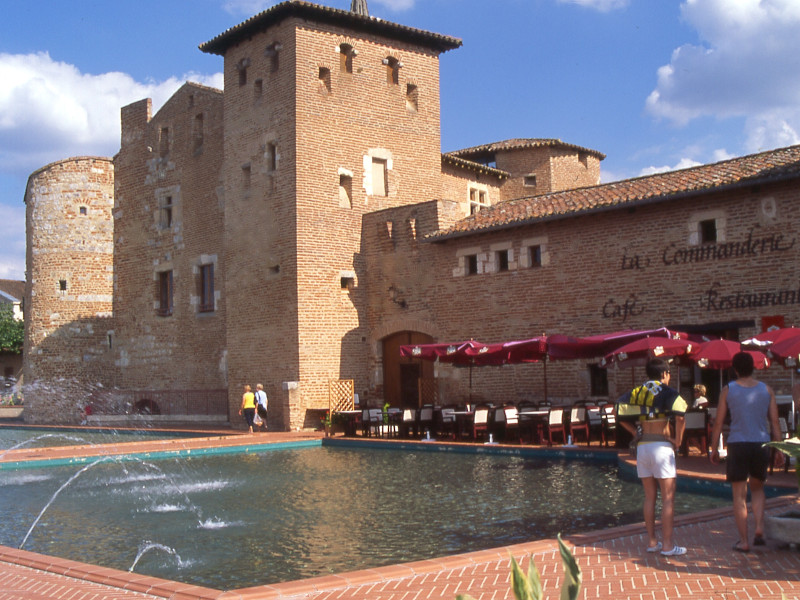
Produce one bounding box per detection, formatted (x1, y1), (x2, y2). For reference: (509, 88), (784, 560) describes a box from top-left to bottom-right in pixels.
(23, 156), (115, 423)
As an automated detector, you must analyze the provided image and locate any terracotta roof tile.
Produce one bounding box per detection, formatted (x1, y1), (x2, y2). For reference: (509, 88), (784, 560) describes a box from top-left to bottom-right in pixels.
(429, 144), (800, 241)
(447, 138), (606, 160)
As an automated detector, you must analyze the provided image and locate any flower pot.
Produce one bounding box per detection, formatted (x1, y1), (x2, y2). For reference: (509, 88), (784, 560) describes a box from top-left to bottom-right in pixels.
(764, 510), (800, 546)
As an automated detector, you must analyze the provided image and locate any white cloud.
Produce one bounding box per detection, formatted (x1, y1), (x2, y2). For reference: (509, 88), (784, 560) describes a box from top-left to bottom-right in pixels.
(638, 157), (702, 177)
(372, 0), (416, 10)
(556, 0), (629, 11)
(646, 0), (800, 152)
(0, 52), (223, 178)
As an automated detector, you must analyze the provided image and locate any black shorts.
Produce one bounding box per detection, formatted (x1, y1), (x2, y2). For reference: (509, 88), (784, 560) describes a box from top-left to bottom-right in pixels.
(726, 442), (770, 483)
(243, 407), (256, 427)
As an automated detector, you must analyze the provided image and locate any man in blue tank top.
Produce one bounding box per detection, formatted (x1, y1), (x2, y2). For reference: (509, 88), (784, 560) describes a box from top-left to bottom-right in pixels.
(710, 351), (783, 552)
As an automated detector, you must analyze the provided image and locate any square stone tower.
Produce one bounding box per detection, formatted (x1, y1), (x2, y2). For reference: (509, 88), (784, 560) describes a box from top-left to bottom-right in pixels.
(200, 2), (461, 428)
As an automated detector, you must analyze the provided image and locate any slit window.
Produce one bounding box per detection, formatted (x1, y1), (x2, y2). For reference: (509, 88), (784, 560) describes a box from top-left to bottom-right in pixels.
(406, 84), (418, 112)
(466, 254), (478, 276)
(266, 143), (277, 172)
(242, 165), (251, 189)
(384, 56), (400, 85)
(319, 67), (331, 93)
(265, 42), (281, 72)
(339, 173), (353, 208)
(193, 113), (204, 152)
(199, 264), (214, 313)
(254, 78), (263, 97)
(497, 250), (509, 272)
(59, 279), (67, 292)
(528, 245), (542, 268)
(157, 271), (173, 317)
(339, 44), (355, 74)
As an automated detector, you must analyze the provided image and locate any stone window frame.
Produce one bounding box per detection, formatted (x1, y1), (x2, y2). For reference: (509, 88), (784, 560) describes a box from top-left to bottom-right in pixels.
(155, 268), (174, 317)
(489, 241), (514, 274)
(155, 186), (180, 232)
(687, 210), (726, 246)
(467, 182), (490, 215)
(193, 255), (218, 314)
(520, 235), (549, 269)
(454, 246), (485, 277)
(363, 149), (393, 198)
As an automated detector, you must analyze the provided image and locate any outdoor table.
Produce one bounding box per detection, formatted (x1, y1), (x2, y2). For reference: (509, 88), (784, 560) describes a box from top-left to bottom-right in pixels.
(452, 411), (475, 440)
(334, 409), (362, 436)
(518, 410), (550, 444)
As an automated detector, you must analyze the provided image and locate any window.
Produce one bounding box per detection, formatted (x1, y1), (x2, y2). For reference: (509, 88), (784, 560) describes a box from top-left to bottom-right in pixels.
(266, 143), (277, 172)
(339, 44), (355, 73)
(589, 363), (608, 396)
(384, 56), (400, 85)
(468, 186), (489, 215)
(59, 279), (67, 291)
(528, 245), (542, 268)
(524, 174), (537, 188)
(699, 219), (717, 243)
(199, 264), (214, 313)
(157, 270), (173, 317)
(319, 67), (331, 93)
(254, 78), (263, 97)
(496, 250), (509, 272)
(371, 158), (388, 196)
(339, 173), (353, 208)
(159, 127), (169, 157)
(406, 84), (418, 112)
(466, 254), (478, 276)
(193, 113), (204, 152)
(237, 58), (250, 86)
(341, 276), (354, 290)
(242, 164), (251, 190)
(79, 206), (87, 215)
(159, 195), (173, 229)
(265, 42), (281, 72)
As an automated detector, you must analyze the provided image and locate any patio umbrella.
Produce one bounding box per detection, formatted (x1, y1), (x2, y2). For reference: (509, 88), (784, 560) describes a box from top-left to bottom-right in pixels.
(765, 336), (800, 368)
(688, 339), (769, 370)
(601, 337), (694, 369)
(742, 327), (800, 349)
(547, 327), (686, 360)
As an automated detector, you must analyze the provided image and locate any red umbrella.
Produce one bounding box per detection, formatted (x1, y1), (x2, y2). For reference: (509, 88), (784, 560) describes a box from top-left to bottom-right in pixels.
(602, 337), (694, 368)
(688, 339), (770, 370)
(399, 340), (478, 364)
(547, 328), (686, 360)
(766, 336), (800, 368)
(742, 327), (800, 349)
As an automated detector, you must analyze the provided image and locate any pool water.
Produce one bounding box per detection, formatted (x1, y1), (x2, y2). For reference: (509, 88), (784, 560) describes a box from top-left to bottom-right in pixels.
(0, 426), (209, 450)
(0, 446), (728, 590)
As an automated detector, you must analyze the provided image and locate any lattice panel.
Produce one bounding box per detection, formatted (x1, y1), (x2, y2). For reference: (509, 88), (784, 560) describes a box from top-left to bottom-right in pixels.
(329, 379), (355, 412)
(418, 378), (439, 406)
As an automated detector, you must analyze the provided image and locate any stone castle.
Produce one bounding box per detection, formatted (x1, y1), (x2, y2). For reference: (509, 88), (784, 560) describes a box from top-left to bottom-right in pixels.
(23, 1), (800, 428)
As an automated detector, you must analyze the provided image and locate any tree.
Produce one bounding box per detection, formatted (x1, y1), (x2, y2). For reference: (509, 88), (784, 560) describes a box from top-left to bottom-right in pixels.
(0, 304), (24, 353)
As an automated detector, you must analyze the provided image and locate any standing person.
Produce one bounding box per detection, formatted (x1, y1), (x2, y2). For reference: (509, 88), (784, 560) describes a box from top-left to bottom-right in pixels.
(710, 351), (784, 552)
(617, 358), (688, 556)
(239, 384), (256, 433)
(255, 383), (268, 431)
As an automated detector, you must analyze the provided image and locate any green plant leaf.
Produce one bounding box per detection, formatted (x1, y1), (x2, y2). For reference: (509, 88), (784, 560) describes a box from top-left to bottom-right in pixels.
(557, 534), (582, 600)
(509, 553), (541, 600)
(456, 595), (478, 600)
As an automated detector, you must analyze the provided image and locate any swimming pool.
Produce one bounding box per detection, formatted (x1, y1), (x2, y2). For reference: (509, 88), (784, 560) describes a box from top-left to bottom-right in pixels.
(0, 425), (213, 451)
(0, 444), (730, 590)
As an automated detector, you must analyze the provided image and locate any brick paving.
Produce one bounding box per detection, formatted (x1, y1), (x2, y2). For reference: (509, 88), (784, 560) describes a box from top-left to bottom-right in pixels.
(0, 428), (798, 600)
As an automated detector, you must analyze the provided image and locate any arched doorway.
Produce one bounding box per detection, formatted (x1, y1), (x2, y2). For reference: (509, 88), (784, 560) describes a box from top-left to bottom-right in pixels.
(383, 331), (434, 408)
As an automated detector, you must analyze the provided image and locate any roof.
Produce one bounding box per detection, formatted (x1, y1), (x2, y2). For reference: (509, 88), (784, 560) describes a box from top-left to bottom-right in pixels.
(200, 0), (462, 56)
(428, 144), (800, 241)
(441, 154), (508, 179)
(0, 280), (24, 302)
(447, 138), (606, 162)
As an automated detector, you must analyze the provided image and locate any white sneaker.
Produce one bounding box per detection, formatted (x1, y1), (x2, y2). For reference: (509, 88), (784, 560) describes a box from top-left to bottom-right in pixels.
(660, 546), (687, 556)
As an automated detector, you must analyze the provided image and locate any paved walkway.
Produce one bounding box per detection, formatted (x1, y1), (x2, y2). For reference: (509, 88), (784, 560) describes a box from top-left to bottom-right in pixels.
(0, 427), (798, 600)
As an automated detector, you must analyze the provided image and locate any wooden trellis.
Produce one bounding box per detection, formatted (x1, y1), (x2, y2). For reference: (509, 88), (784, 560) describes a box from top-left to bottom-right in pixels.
(329, 379), (355, 413)
(418, 378), (439, 407)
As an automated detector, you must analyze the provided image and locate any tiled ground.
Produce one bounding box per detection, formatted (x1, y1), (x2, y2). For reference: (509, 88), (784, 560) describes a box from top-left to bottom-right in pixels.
(0, 427), (798, 600)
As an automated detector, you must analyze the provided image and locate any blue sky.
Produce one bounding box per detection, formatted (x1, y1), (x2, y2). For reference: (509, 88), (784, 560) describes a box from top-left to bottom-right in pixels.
(2, 0), (799, 281)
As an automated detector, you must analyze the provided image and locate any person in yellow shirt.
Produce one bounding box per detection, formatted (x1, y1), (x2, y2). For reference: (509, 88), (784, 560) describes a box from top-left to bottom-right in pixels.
(239, 384), (256, 433)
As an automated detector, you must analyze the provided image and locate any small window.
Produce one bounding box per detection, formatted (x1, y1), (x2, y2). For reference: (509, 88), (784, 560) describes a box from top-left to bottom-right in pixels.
(193, 113), (204, 152)
(339, 44), (355, 74)
(199, 264), (214, 313)
(319, 67), (331, 93)
(59, 279), (67, 291)
(237, 58), (250, 86)
(406, 84), (418, 112)
(266, 143), (277, 172)
(384, 56), (400, 85)
(466, 254), (478, 276)
(159, 127), (169, 157)
(157, 270), (173, 317)
(265, 42), (281, 72)
(528, 245), (542, 268)
(468, 187), (489, 215)
(371, 158), (388, 197)
(79, 206), (87, 215)
(339, 173), (353, 208)
(497, 250), (509, 272)
(242, 165), (251, 189)
(341, 276), (355, 290)
(699, 219), (717, 243)
(159, 196), (173, 229)
(588, 363), (608, 396)
(524, 174), (537, 188)
(254, 78), (263, 97)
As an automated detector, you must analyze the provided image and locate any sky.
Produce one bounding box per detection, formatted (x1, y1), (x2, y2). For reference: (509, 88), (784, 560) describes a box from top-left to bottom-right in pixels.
(2, 0), (800, 281)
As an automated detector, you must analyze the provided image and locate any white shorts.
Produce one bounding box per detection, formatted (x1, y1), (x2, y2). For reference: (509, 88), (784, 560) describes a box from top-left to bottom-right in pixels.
(636, 441), (676, 479)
